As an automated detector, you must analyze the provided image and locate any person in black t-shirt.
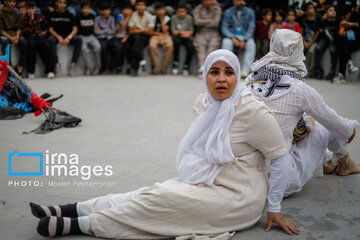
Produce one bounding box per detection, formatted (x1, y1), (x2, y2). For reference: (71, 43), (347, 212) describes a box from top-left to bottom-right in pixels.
(333, 6), (360, 83)
(48, 0), (82, 76)
(76, 0), (101, 75)
(300, 2), (319, 78)
(149, 2), (173, 75)
(314, 5), (338, 80)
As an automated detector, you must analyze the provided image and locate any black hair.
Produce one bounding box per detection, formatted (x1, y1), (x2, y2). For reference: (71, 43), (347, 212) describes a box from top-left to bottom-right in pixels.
(324, 4), (334, 13)
(274, 9), (285, 19)
(337, 6), (352, 18)
(287, 8), (296, 16)
(177, 2), (187, 10)
(261, 8), (272, 17)
(136, 0), (146, 5)
(155, 2), (165, 9)
(302, 2), (314, 12)
(26, 1), (35, 7)
(99, 3), (110, 10)
(80, 0), (91, 8)
(123, 4), (132, 9)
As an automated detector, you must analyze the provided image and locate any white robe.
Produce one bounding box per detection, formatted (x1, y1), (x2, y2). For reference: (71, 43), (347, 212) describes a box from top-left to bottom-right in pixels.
(77, 94), (288, 239)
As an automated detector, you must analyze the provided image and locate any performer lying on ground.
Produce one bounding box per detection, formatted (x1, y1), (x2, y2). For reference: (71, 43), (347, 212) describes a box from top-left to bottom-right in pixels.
(29, 49), (299, 238)
(243, 29), (360, 230)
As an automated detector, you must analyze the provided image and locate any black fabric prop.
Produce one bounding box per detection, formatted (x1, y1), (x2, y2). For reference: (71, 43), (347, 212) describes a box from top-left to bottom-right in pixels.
(23, 107), (82, 134)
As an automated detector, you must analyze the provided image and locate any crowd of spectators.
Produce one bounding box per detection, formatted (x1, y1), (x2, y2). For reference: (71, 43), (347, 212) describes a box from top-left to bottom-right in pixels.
(0, 0), (359, 82)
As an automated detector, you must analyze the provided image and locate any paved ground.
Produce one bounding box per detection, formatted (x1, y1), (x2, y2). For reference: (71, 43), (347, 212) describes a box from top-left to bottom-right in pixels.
(0, 74), (359, 240)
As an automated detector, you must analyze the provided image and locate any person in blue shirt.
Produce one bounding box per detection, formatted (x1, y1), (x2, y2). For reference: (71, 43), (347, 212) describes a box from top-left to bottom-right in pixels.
(221, 0), (255, 78)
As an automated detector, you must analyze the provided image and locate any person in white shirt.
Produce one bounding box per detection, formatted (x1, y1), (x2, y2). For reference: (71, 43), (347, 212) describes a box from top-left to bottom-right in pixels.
(243, 30), (360, 229)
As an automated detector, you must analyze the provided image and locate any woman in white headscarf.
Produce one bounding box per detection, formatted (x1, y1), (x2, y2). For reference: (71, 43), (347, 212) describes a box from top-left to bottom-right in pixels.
(243, 29), (360, 221)
(30, 49), (299, 239)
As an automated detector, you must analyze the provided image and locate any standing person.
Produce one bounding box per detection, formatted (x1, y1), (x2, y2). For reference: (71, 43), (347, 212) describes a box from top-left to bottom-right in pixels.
(30, 49), (300, 238)
(300, 2), (319, 78)
(94, 4), (119, 73)
(244, 30), (359, 205)
(193, 0), (222, 78)
(0, 0), (27, 77)
(314, 5), (338, 80)
(283, 9), (301, 33)
(171, 2), (195, 76)
(149, 2), (173, 75)
(333, 6), (360, 83)
(76, 0), (101, 75)
(113, 4), (133, 74)
(221, 0), (256, 78)
(268, 9), (285, 38)
(255, 8), (272, 60)
(48, 0), (82, 76)
(22, 1), (55, 79)
(127, 0), (154, 77)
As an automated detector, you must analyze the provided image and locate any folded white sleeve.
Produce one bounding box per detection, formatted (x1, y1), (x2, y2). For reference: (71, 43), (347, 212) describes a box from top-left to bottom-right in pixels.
(267, 152), (291, 213)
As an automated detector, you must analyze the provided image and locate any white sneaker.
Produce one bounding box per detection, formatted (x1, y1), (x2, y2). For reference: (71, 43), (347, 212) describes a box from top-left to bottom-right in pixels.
(139, 59), (147, 73)
(348, 62), (359, 73)
(172, 68), (179, 75)
(28, 73), (35, 79)
(183, 69), (189, 76)
(47, 72), (55, 79)
(68, 63), (77, 76)
(332, 73), (346, 84)
(241, 70), (249, 78)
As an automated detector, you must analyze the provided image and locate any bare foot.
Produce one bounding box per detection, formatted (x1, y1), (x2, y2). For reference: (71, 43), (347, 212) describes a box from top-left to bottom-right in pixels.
(335, 155), (360, 176)
(323, 159), (338, 174)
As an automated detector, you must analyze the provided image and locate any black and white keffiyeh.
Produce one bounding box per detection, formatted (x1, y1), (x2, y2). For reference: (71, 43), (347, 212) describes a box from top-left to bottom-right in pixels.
(251, 66), (302, 97)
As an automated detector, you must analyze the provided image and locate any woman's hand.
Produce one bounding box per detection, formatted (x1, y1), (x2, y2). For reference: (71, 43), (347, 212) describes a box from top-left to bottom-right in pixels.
(266, 212), (300, 235)
(348, 129), (356, 143)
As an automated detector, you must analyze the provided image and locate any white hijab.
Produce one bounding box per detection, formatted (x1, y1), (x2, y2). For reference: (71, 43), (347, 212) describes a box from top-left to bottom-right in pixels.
(176, 49), (249, 186)
(251, 29), (308, 77)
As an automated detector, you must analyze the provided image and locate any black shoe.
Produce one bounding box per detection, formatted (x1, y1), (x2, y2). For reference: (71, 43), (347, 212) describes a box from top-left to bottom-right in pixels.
(131, 69), (138, 77)
(126, 66), (131, 75)
(325, 71), (335, 80)
(115, 67), (122, 74)
(314, 69), (323, 79)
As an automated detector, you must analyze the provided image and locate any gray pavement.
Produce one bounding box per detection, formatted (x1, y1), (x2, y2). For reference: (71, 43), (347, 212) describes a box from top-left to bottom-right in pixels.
(0, 74), (360, 240)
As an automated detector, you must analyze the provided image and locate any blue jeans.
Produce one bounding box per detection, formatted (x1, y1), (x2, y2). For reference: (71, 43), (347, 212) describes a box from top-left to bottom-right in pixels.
(221, 36), (255, 72)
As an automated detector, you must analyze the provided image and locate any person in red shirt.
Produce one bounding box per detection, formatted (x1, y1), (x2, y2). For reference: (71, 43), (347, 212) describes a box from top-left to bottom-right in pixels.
(283, 9), (301, 34)
(255, 8), (272, 60)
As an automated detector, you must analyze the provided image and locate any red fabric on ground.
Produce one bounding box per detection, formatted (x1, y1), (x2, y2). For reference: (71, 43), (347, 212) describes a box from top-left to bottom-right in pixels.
(31, 93), (51, 116)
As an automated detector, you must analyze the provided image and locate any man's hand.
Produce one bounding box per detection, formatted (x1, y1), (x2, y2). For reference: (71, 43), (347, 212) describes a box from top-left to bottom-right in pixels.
(63, 37), (70, 45)
(57, 36), (65, 45)
(232, 37), (239, 47)
(9, 36), (17, 44)
(238, 41), (245, 50)
(304, 42), (310, 49)
(266, 212), (300, 235)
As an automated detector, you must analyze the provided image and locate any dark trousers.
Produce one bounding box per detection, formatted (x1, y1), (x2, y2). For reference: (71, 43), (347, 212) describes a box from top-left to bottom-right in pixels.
(98, 38), (122, 72)
(0, 36), (27, 67)
(172, 36), (194, 66)
(25, 36), (54, 74)
(127, 34), (150, 71)
(337, 37), (360, 76)
(112, 38), (131, 69)
(315, 37), (337, 74)
(48, 35), (82, 65)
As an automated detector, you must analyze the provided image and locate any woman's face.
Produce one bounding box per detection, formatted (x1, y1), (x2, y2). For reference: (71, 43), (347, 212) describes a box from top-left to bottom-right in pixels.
(206, 61), (237, 101)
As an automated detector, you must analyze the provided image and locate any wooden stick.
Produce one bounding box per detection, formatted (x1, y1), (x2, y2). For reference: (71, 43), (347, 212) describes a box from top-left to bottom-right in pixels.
(5, 65), (34, 94)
